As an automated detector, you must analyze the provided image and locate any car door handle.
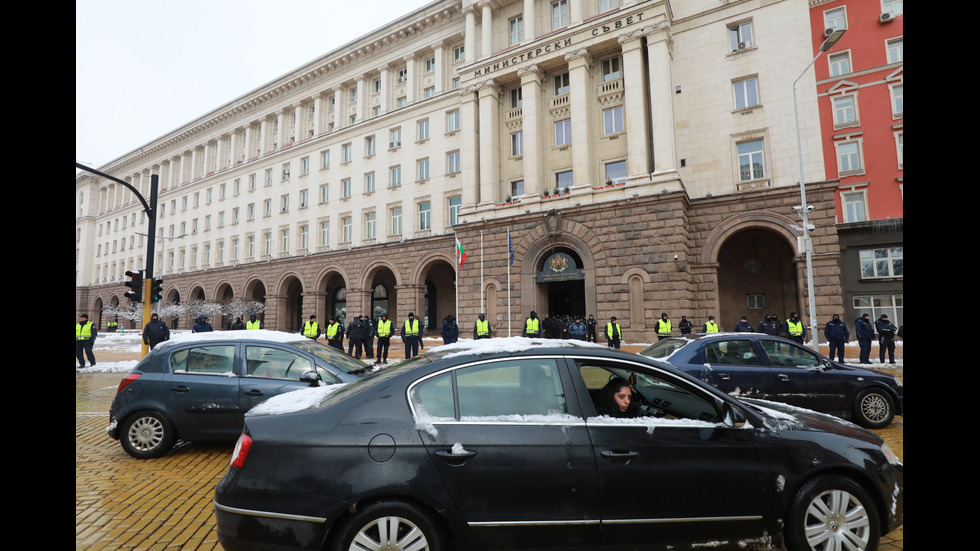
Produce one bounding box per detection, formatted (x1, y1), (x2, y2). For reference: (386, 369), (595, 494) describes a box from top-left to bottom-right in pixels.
(717, 373), (731, 380)
(435, 449), (477, 466)
(600, 450), (639, 464)
(169, 385), (190, 393)
(244, 389), (265, 396)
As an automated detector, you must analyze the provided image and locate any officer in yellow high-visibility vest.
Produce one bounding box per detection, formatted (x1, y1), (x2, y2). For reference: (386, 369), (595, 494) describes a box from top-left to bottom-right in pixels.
(474, 313), (492, 339)
(302, 315), (320, 340)
(401, 312), (421, 358)
(522, 311), (540, 338)
(785, 312), (806, 344)
(702, 315), (720, 333)
(246, 314), (263, 330)
(655, 312), (672, 340)
(325, 317), (344, 350)
(606, 316), (622, 349)
(76, 314), (98, 368)
(375, 314), (392, 364)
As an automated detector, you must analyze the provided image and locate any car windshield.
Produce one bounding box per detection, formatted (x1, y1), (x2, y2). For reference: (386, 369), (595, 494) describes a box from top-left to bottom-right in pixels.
(287, 340), (371, 373)
(638, 338), (690, 359)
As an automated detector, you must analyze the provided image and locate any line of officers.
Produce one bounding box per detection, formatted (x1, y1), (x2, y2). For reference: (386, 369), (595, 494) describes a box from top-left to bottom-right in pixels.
(300, 312), (426, 364)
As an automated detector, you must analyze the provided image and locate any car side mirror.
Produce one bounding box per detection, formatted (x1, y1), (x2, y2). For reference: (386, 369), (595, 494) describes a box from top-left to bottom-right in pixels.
(721, 402), (747, 428)
(300, 370), (321, 385)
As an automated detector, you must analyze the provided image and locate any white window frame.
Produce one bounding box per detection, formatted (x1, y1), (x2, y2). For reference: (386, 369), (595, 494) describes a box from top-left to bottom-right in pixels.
(859, 247), (903, 279)
(824, 7), (847, 31)
(555, 119), (572, 146)
(728, 20), (754, 52)
(841, 189), (868, 223)
(418, 202), (431, 231)
(601, 57), (621, 82)
(390, 165), (402, 188)
(890, 83), (903, 117)
(551, 0), (568, 30)
(390, 207), (402, 236)
(446, 110), (460, 133)
(832, 93), (859, 128)
(449, 196), (461, 226)
(737, 139), (766, 182)
(447, 151), (461, 174)
(511, 131), (524, 156)
(835, 139), (864, 176)
(602, 106), (624, 135)
(341, 217), (352, 243)
(509, 16), (524, 46)
(365, 212), (376, 239)
(828, 51), (851, 77)
(418, 158), (430, 181)
(733, 77), (759, 110)
(886, 37), (903, 64)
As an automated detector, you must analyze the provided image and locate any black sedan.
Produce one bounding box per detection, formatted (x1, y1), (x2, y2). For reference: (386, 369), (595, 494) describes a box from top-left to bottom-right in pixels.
(107, 330), (370, 458)
(214, 337), (903, 551)
(638, 333), (903, 429)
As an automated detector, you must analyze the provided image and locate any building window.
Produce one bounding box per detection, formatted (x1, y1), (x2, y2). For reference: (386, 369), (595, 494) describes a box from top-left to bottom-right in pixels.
(320, 221), (330, 247)
(280, 194), (289, 213)
(453, 45), (465, 63)
(602, 106), (624, 135)
(447, 151), (461, 174)
(390, 207), (402, 235)
(601, 57), (621, 82)
(554, 73), (569, 96)
(342, 178), (352, 198)
(882, 0), (903, 16)
(397, 96), (407, 108)
(342, 217), (352, 243)
(737, 140), (765, 181)
(374, 78), (382, 93)
(319, 183), (329, 204)
(452, 77), (461, 89)
(418, 158), (430, 181)
(424, 86), (435, 98)
(890, 84), (903, 116)
(263, 199), (272, 217)
(509, 16), (524, 46)
(604, 160), (627, 184)
(301, 157), (310, 175)
(894, 131), (903, 168)
(447, 110), (460, 132)
(824, 7), (846, 30)
(365, 135), (376, 156)
(390, 127), (402, 148)
(281, 229), (290, 253)
(510, 88), (523, 109)
(265, 169), (274, 186)
(349, 86), (358, 102)
(555, 119), (572, 146)
(424, 57), (436, 73)
(320, 150), (330, 168)
(300, 189), (309, 208)
(511, 131), (524, 156)
(397, 68), (408, 83)
(599, 0), (619, 12)
(300, 225), (309, 250)
(247, 236), (255, 258)
(449, 196), (461, 226)
(836, 140), (864, 175)
(832, 94), (858, 127)
(886, 37), (903, 63)
(860, 247), (903, 279)
(733, 77), (759, 110)
(263, 232), (272, 256)
(342, 143), (352, 163)
(555, 170), (573, 191)
(418, 202), (431, 231)
(828, 52), (851, 77)
(417, 118), (429, 141)
(365, 172), (376, 193)
(551, 0), (568, 30)
(728, 20), (754, 52)
(841, 191), (867, 223)
(511, 179), (525, 199)
(390, 165), (402, 188)
(365, 212), (376, 239)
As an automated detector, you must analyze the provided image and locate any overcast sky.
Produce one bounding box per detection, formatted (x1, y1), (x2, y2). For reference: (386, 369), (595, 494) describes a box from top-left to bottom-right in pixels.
(76, 0), (434, 170)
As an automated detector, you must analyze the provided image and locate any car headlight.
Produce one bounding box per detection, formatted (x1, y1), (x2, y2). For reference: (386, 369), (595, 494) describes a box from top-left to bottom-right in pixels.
(880, 443), (902, 466)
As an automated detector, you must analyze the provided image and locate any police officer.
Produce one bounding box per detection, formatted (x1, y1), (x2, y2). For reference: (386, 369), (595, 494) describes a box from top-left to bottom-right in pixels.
(702, 315), (719, 333)
(325, 316), (344, 351)
(246, 314), (263, 330)
(142, 313), (171, 349)
(655, 313), (672, 340)
(375, 314), (392, 364)
(522, 311), (541, 338)
(76, 314), (98, 368)
(875, 314), (898, 364)
(402, 312), (422, 358)
(678, 316), (693, 335)
(824, 314), (849, 363)
(474, 313), (492, 339)
(586, 315), (598, 343)
(606, 316), (623, 349)
(855, 313), (874, 364)
(785, 313), (806, 344)
(193, 315), (214, 333)
(302, 315), (320, 340)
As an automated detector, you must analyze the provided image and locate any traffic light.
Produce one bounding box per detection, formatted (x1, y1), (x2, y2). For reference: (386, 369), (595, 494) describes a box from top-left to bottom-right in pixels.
(150, 278), (164, 303)
(124, 270), (143, 302)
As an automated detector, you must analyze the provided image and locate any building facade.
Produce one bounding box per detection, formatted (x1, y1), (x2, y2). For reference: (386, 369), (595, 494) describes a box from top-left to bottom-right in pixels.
(77, 0), (845, 341)
(810, 0), (903, 327)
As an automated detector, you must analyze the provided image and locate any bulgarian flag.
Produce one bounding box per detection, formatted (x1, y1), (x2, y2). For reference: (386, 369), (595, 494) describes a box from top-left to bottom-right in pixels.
(455, 237), (467, 269)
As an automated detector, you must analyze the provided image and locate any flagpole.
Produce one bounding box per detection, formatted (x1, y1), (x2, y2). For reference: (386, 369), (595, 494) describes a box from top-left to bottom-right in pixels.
(480, 230), (485, 315)
(507, 227), (512, 337)
(454, 232), (459, 323)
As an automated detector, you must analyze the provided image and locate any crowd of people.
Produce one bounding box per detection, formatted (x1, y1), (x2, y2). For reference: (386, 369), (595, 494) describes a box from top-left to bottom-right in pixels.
(77, 308), (903, 368)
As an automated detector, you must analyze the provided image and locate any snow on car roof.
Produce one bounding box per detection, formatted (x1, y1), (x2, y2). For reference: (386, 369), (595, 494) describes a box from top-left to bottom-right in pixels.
(166, 330), (309, 345)
(429, 336), (609, 359)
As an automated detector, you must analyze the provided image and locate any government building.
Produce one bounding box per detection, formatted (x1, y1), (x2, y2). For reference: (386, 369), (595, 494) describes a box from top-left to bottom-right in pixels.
(75, 0), (845, 342)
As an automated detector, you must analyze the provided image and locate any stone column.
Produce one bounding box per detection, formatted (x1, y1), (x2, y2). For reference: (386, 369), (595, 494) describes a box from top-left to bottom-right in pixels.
(645, 21), (676, 173)
(477, 79), (501, 206)
(523, 0), (536, 41)
(464, 4), (477, 61)
(404, 54), (417, 104)
(519, 65), (545, 193)
(460, 86), (481, 209)
(619, 30), (651, 178)
(566, 48), (595, 188)
(431, 41), (444, 94)
(377, 64), (389, 115)
(480, 1), (493, 60)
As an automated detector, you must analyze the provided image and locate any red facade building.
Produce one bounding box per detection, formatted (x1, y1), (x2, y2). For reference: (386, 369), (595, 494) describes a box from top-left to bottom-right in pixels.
(811, 0), (903, 326)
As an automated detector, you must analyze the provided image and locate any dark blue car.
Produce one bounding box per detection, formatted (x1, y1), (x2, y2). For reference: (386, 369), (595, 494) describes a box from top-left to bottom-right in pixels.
(107, 330), (370, 458)
(639, 333), (903, 428)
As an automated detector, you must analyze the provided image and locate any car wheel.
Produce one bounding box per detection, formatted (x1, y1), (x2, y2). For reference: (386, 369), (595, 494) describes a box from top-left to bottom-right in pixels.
(332, 501), (444, 551)
(119, 411), (176, 459)
(786, 476), (879, 551)
(853, 388), (895, 429)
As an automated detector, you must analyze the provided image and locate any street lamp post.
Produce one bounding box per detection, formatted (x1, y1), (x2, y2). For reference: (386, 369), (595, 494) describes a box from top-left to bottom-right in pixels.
(792, 28), (845, 350)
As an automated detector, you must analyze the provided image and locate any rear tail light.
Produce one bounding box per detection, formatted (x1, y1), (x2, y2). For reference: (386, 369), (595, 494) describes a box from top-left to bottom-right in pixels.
(230, 433), (253, 468)
(116, 373), (141, 393)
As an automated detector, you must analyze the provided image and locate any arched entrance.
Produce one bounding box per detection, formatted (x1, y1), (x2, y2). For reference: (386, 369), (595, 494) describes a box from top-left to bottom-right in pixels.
(716, 228), (799, 331)
(280, 276), (304, 332)
(216, 283), (234, 330)
(536, 248), (587, 318)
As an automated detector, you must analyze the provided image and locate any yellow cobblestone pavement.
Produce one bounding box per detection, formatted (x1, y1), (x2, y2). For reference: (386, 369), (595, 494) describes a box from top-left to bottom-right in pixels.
(76, 340), (902, 550)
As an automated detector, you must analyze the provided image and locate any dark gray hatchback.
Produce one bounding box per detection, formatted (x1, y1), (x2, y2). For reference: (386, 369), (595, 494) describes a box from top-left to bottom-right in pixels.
(106, 330), (369, 459)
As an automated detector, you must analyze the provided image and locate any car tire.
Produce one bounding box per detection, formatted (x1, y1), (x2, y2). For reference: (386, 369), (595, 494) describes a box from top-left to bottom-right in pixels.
(119, 411), (176, 459)
(785, 475), (880, 551)
(331, 500), (445, 551)
(853, 388), (895, 429)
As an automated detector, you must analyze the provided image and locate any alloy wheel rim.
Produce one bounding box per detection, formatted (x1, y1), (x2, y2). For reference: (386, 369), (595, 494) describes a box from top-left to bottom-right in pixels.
(128, 417), (164, 452)
(803, 489), (872, 551)
(351, 515), (428, 551)
(861, 394), (888, 422)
